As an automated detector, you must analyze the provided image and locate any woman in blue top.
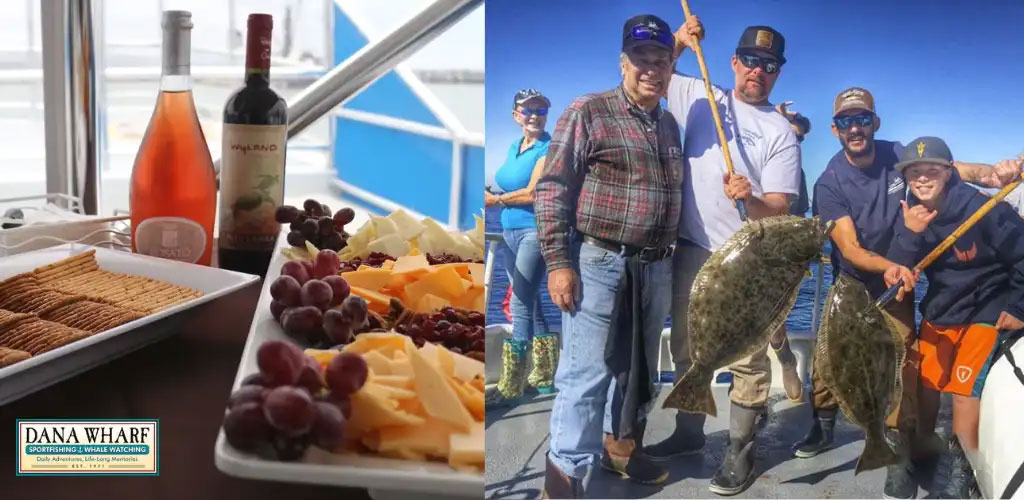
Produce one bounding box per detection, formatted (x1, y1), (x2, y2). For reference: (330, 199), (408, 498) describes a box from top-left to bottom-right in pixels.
(486, 88), (555, 406)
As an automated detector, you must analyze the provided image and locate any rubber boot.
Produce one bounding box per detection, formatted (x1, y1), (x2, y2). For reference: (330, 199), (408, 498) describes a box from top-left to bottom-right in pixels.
(794, 407), (837, 458)
(542, 455), (585, 499)
(771, 335), (804, 402)
(601, 420), (669, 485)
(939, 437), (977, 499)
(485, 339), (528, 407)
(527, 333), (558, 394)
(882, 430), (917, 500)
(643, 411), (707, 461)
(709, 403), (759, 496)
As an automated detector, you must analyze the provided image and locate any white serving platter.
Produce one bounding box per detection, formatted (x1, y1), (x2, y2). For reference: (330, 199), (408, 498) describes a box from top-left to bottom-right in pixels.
(0, 243), (260, 406)
(213, 238), (483, 500)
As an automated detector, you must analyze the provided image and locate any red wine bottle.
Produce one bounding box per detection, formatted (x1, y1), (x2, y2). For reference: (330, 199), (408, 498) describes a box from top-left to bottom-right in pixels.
(218, 13), (288, 277)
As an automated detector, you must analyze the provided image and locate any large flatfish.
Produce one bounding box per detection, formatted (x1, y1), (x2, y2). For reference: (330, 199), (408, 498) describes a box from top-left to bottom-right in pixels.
(663, 215), (834, 416)
(817, 273), (903, 473)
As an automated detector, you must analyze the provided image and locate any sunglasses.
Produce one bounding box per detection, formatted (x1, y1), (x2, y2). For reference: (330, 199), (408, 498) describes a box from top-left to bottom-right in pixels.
(737, 53), (780, 74)
(631, 25), (673, 48)
(518, 107), (548, 117)
(833, 113), (875, 130)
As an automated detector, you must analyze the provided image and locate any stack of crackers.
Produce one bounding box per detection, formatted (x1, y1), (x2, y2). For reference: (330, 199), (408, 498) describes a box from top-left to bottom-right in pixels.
(0, 250), (203, 368)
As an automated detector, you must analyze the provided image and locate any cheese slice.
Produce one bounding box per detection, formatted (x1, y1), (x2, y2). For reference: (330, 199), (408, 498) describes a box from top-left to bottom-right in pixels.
(448, 425), (484, 467)
(343, 332), (413, 358)
(367, 234), (410, 258)
(365, 382), (417, 400)
(391, 255), (431, 276)
(380, 259), (396, 270)
(362, 350), (392, 375)
(371, 374), (413, 389)
(342, 268), (393, 292)
(416, 293), (452, 314)
(389, 356), (414, 378)
(451, 351), (484, 382)
(467, 263), (484, 287)
(405, 342), (474, 431)
(371, 215), (400, 237)
(347, 388), (425, 436)
(447, 376), (484, 421)
(376, 418), (455, 457)
(387, 208), (426, 241)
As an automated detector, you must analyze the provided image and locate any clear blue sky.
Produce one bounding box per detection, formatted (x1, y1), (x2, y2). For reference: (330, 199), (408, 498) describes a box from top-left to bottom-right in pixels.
(484, 0), (1024, 196)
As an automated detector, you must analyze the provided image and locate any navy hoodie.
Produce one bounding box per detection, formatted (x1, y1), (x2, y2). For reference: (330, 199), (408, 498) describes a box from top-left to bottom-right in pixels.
(888, 173), (1024, 325)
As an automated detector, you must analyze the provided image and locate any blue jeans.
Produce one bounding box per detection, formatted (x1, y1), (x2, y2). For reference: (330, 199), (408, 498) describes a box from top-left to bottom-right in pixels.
(501, 227), (549, 342)
(547, 240), (672, 480)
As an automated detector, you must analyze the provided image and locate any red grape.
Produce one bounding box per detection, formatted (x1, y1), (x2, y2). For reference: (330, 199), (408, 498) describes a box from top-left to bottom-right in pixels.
(270, 300), (287, 321)
(334, 207), (355, 226)
(311, 402), (347, 451)
(228, 385), (266, 409)
(282, 306), (323, 339)
(271, 432), (310, 461)
(263, 386), (316, 436)
(322, 275), (350, 307)
(313, 249), (341, 279)
(314, 392), (353, 419)
(256, 340), (306, 387)
(340, 296), (369, 329)
(413, 337), (426, 348)
(223, 402), (273, 452)
(323, 309), (353, 345)
(241, 373), (266, 387)
(280, 260), (311, 285)
(296, 355), (325, 394)
(275, 205), (300, 223)
(270, 275), (302, 307)
(303, 199), (323, 216)
(300, 280), (333, 310)
(325, 352), (368, 396)
(467, 312), (485, 326)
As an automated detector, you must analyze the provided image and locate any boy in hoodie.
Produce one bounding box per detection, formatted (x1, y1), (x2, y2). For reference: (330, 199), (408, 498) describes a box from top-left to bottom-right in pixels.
(887, 136), (1024, 499)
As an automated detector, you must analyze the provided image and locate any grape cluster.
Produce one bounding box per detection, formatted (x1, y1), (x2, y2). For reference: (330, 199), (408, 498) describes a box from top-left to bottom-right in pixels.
(222, 340), (368, 461)
(271, 249), (369, 346)
(425, 253), (485, 265)
(385, 302), (485, 361)
(275, 199), (357, 252)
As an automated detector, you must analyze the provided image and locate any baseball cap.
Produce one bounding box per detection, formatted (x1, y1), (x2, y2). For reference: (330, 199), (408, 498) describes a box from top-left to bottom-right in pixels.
(895, 136), (955, 172)
(513, 88), (550, 109)
(736, 26), (786, 64)
(833, 87), (875, 117)
(622, 14), (674, 53)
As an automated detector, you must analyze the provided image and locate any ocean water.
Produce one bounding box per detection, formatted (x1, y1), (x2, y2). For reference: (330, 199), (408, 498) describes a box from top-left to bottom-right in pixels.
(485, 206), (926, 332)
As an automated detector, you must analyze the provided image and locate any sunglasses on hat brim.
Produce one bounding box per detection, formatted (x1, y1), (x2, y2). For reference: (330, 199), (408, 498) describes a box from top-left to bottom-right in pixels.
(630, 25), (673, 48)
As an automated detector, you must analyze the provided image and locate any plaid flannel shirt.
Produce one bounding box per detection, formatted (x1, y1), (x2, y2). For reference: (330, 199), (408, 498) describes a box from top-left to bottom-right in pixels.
(535, 86), (684, 272)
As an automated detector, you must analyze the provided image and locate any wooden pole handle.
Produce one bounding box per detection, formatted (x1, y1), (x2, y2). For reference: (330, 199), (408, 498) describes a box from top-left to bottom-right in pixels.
(679, 0), (746, 221)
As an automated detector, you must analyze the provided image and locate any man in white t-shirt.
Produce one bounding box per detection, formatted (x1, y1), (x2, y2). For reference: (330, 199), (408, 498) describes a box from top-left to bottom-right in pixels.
(1003, 153), (1024, 217)
(642, 17), (803, 497)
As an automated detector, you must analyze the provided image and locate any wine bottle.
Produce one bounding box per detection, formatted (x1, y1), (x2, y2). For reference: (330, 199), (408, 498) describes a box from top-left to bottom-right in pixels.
(130, 10), (217, 266)
(218, 13), (288, 278)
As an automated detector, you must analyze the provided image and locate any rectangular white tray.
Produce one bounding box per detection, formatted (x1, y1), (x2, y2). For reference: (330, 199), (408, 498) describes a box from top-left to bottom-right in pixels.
(0, 243), (260, 406)
(214, 239), (484, 499)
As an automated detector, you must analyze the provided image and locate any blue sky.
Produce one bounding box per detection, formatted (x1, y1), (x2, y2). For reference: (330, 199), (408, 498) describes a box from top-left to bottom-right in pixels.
(484, 0), (1024, 195)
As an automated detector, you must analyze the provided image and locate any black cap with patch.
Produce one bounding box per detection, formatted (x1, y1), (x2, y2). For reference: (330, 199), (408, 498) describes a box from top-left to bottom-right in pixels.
(736, 25), (786, 64)
(622, 14), (674, 53)
(896, 136), (955, 172)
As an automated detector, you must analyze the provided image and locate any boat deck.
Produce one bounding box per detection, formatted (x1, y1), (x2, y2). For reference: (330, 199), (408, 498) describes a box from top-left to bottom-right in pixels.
(485, 386), (958, 499)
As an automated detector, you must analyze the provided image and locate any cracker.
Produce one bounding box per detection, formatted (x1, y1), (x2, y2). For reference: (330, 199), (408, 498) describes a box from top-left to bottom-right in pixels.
(0, 347), (31, 367)
(33, 251), (98, 281)
(38, 330), (91, 354)
(1, 319), (48, 350)
(0, 311), (36, 336)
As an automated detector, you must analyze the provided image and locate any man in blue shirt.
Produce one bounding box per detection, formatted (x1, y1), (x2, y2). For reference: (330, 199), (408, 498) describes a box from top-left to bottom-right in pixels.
(805, 87), (1022, 499)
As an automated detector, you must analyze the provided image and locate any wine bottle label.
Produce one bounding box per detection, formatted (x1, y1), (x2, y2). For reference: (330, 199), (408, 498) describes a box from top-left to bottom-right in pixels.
(135, 217), (207, 264)
(219, 123), (287, 252)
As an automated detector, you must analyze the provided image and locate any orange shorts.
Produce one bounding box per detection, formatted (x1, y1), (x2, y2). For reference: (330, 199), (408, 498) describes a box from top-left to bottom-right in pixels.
(919, 322), (998, 398)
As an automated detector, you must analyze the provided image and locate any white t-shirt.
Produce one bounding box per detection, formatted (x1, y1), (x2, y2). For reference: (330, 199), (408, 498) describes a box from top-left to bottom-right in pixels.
(666, 73), (802, 251)
(1004, 183), (1024, 219)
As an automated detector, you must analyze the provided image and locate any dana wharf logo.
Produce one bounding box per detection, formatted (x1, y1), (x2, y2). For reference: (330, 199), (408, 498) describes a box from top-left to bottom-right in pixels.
(17, 419), (159, 476)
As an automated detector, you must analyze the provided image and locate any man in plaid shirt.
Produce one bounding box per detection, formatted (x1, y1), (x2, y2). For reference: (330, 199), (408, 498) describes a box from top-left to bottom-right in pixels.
(534, 13), (682, 498)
